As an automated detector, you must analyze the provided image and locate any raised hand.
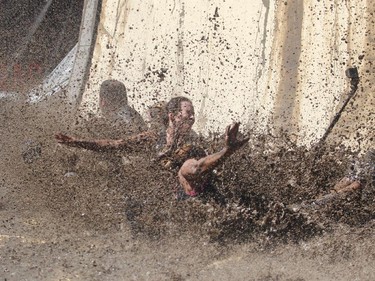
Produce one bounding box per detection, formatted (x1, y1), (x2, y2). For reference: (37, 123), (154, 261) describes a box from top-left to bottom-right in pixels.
(224, 122), (250, 152)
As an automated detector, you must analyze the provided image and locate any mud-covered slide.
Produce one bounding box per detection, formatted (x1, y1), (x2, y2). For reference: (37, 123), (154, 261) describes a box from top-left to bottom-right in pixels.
(2, 0), (373, 150)
(76, 0), (373, 150)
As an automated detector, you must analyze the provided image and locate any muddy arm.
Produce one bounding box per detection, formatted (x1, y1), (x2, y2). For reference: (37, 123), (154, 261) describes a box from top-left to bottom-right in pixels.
(180, 122), (249, 179)
(180, 147), (232, 179)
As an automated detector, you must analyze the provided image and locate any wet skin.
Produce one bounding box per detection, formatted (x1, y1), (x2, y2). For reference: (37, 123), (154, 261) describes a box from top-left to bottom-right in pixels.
(56, 100), (249, 197)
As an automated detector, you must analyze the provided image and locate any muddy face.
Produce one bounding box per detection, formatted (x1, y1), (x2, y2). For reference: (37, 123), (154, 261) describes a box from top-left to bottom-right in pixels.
(172, 101), (195, 135)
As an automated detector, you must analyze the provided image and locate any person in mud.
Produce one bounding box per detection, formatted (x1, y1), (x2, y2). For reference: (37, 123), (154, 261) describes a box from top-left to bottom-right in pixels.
(77, 79), (146, 138)
(60, 80), (147, 175)
(56, 96), (250, 199)
(332, 148), (374, 194)
(290, 148), (374, 211)
(99, 79), (146, 132)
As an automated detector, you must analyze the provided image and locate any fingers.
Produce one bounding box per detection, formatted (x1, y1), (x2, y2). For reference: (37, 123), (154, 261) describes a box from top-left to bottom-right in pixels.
(225, 124), (230, 136)
(242, 137), (250, 144)
(227, 121), (240, 136)
(232, 122), (240, 134)
(55, 133), (72, 143)
(239, 137), (250, 147)
(225, 122), (249, 150)
(55, 133), (64, 141)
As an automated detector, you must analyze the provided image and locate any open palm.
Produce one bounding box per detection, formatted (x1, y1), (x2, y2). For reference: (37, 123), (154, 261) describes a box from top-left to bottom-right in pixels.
(225, 122), (250, 151)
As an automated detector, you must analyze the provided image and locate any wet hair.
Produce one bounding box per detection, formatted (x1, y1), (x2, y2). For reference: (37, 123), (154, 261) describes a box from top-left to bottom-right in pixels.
(146, 101), (167, 130)
(99, 79), (128, 108)
(163, 96), (192, 126)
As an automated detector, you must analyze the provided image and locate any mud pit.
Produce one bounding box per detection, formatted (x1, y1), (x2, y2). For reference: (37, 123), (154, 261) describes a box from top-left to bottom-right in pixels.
(0, 94), (374, 281)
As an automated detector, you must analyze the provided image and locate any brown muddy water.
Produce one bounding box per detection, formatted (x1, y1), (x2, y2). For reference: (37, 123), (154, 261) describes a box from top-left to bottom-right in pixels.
(0, 95), (374, 281)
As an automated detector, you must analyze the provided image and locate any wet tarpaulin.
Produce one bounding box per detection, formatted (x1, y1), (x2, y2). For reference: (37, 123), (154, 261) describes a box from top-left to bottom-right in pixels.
(0, 0), (85, 93)
(27, 44), (77, 103)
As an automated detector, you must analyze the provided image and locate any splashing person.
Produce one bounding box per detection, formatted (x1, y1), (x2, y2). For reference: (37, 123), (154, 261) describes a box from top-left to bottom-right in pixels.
(289, 148), (374, 211)
(56, 96), (249, 199)
(332, 148), (374, 194)
(60, 80), (147, 176)
(99, 80), (146, 131)
(76, 80), (146, 138)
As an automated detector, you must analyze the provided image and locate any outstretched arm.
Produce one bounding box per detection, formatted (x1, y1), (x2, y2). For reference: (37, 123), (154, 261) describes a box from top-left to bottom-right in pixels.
(178, 122), (249, 195)
(198, 122), (249, 173)
(55, 131), (157, 152)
